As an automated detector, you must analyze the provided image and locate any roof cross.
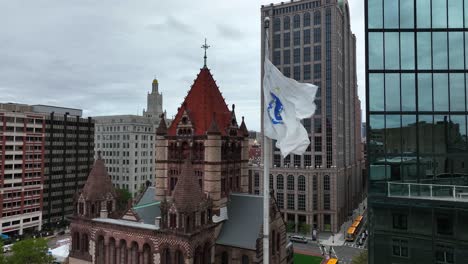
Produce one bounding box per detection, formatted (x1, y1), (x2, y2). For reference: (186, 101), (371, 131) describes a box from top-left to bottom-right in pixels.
(201, 38), (210, 68)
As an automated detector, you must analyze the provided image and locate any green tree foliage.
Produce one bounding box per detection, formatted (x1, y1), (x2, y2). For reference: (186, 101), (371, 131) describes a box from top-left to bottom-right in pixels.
(352, 250), (368, 264)
(0, 240), (5, 264)
(286, 221), (296, 233)
(116, 188), (132, 211)
(7, 238), (54, 264)
(298, 223), (311, 235)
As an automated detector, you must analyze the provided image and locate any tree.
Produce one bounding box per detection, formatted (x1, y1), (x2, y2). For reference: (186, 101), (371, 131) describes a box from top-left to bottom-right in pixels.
(286, 221), (296, 233)
(352, 250), (368, 264)
(116, 188), (132, 211)
(298, 223), (311, 235)
(7, 238), (54, 264)
(0, 240), (6, 264)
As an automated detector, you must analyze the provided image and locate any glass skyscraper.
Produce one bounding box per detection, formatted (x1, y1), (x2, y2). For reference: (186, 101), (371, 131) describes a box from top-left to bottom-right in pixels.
(366, 0), (468, 263)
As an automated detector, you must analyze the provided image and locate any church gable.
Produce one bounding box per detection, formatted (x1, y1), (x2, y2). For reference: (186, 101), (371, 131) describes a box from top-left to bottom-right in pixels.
(121, 208), (141, 222)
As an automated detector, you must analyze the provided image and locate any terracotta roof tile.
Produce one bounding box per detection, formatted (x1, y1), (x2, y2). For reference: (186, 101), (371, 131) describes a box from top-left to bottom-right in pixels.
(81, 155), (116, 201)
(167, 68), (231, 136)
(172, 160), (205, 212)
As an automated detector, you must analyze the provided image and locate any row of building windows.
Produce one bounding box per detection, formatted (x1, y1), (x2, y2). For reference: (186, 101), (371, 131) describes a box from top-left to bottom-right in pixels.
(368, 0), (468, 29)
(272, 9), (321, 30)
(97, 125), (153, 133)
(273, 46), (322, 65)
(273, 29), (322, 49)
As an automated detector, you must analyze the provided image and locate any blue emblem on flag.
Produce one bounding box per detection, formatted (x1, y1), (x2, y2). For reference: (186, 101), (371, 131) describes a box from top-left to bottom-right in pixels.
(267, 92), (284, 125)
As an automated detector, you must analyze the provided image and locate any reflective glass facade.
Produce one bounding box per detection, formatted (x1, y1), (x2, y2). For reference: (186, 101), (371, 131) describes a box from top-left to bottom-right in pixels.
(366, 0), (468, 263)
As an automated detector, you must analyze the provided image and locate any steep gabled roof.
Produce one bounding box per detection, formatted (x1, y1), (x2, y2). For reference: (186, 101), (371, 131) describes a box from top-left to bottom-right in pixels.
(81, 154), (116, 200)
(167, 68), (231, 136)
(172, 160), (205, 212)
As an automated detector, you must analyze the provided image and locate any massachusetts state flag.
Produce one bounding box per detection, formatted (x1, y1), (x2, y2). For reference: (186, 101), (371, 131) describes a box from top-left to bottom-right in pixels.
(263, 32), (318, 157)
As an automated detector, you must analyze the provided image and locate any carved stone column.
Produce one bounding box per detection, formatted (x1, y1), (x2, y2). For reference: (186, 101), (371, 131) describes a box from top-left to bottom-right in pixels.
(138, 250), (144, 264)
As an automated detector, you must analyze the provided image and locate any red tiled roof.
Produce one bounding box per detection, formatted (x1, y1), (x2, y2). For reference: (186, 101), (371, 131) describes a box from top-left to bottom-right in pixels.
(167, 68), (231, 136)
(82, 156), (116, 201)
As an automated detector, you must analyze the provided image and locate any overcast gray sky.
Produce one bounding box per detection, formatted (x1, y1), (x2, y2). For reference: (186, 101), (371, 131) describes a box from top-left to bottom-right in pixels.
(0, 0), (364, 131)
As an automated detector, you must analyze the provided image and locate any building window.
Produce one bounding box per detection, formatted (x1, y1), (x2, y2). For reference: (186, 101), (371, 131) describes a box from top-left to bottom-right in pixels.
(323, 175), (330, 190)
(273, 34), (281, 50)
(293, 48), (300, 63)
(287, 193), (295, 210)
(294, 66), (301, 80)
(298, 175), (306, 191)
(437, 216), (453, 235)
(435, 245), (454, 264)
(323, 193), (330, 210)
(284, 32), (290, 47)
(254, 173), (260, 188)
(242, 255), (250, 264)
(392, 239), (409, 257)
(283, 49), (291, 65)
(314, 45), (321, 61)
(313, 194), (318, 210)
(304, 65), (311, 80)
(287, 175), (295, 190)
(304, 12), (311, 27)
(304, 47), (311, 62)
(313, 175), (318, 190)
(293, 31), (300, 46)
(304, 155), (312, 166)
(298, 194), (306, 211)
(273, 17), (281, 32)
(284, 16), (290, 29)
(392, 214), (407, 230)
(277, 192), (284, 209)
(314, 118), (322, 133)
(283, 67), (291, 77)
(314, 11), (321, 25)
(304, 29), (311, 44)
(274, 154), (281, 167)
(269, 174), (274, 190)
(314, 64), (321, 79)
(293, 14), (300, 28)
(294, 155), (301, 167)
(273, 51), (281, 65)
(277, 174), (284, 190)
(314, 137), (322, 152)
(314, 28), (321, 43)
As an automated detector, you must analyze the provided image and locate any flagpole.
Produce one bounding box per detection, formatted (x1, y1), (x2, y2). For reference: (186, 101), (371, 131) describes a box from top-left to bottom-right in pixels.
(262, 16), (270, 264)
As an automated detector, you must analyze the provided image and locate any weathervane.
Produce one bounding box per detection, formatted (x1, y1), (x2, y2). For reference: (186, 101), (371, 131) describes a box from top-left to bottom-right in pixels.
(201, 38), (210, 68)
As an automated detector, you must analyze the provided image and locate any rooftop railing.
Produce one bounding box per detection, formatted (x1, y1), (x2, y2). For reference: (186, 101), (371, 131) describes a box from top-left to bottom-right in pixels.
(388, 182), (468, 202)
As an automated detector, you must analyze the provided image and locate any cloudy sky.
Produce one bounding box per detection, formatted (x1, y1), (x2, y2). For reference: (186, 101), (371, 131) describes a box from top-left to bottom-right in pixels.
(0, 0), (364, 131)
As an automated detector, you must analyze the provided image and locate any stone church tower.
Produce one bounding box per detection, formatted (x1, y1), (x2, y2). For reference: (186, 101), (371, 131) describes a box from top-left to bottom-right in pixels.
(154, 66), (250, 214)
(143, 79), (164, 118)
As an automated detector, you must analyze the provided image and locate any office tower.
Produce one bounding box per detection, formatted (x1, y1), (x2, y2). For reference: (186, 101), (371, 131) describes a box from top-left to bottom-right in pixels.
(94, 79), (163, 196)
(0, 104), (45, 236)
(0, 103), (95, 231)
(34, 105), (94, 227)
(366, 0), (468, 262)
(256, 0), (363, 233)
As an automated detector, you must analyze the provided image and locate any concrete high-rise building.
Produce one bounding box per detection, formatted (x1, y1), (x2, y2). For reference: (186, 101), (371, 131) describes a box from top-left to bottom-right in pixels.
(94, 79), (164, 196)
(366, 0), (468, 263)
(0, 103), (95, 231)
(32, 105), (94, 227)
(254, 0), (363, 233)
(0, 104), (45, 236)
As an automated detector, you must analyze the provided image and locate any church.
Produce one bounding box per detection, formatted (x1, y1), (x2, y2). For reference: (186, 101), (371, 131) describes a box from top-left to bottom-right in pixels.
(69, 59), (291, 264)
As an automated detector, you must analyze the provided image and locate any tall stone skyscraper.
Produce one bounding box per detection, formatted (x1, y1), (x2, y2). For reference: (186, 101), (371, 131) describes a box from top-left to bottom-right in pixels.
(253, 0), (364, 233)
(143, 79), (163, 118)
(366, 0), (468, 263)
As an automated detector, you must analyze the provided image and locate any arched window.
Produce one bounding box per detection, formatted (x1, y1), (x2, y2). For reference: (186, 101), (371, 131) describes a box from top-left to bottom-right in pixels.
(273, 18), (281, 32)
(283, 16), (290, 29)
(298, 175), (306, 191)
(164, 248), (171, 264)
(287, 175), (295, 191)
(276, 174), (284, 190)
(314, 11), (321, 25)
(303, 12), (311, 27)
(324, 175), (330, 191)
(242, 255), (250, 264)
(293, 14), (301, 28)
(276, 232), (281, 253)
(222, 251), (229, 264)
(176, 250), (184, 264)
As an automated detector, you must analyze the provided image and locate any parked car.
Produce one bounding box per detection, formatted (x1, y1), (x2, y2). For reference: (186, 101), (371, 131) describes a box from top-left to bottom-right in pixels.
(289, 235), (308, 244)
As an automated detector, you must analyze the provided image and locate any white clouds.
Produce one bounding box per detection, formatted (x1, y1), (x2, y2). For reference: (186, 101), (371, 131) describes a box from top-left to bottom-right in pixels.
(0, 0), (364, 131)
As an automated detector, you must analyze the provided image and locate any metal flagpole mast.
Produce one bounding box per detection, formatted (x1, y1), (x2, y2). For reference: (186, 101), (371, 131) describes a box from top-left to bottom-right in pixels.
(263, 16), (271, 264)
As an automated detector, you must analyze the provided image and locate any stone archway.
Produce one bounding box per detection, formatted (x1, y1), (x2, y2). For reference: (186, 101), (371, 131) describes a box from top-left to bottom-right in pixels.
(96, 235), (105, 264)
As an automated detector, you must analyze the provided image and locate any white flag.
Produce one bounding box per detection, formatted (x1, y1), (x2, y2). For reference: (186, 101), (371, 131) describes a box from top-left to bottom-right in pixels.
(263, 32), (318, 157)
